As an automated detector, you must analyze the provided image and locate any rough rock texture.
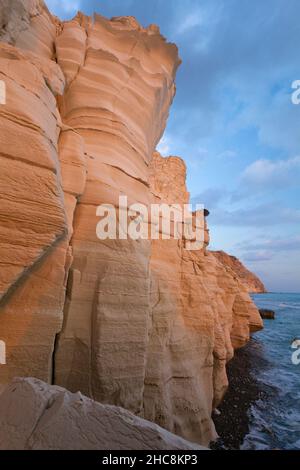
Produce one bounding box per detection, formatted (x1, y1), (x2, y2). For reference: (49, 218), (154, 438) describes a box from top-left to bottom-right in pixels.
(53, 14), (180, 426)
(212, 251), (267, 293)
(0, 378), (206, 450)
(0, 0), (264, 448)
(144, 152), (262, 442)
(0, 1), (68, 384)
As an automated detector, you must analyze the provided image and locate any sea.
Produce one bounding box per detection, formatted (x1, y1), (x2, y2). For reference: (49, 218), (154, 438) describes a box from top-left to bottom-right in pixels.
(241, 292), (300, 450)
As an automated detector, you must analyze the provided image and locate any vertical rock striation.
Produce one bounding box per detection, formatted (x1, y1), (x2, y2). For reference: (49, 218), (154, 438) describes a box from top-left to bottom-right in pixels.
(0, 1), (68, 383)
(53, 13), (180, 417)
(0, 0), (263, 447)
(143, 152), (262, 444)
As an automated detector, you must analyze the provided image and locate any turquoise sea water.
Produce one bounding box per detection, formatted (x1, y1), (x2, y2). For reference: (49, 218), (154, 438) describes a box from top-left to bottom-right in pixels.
(242, 293), (300, 450)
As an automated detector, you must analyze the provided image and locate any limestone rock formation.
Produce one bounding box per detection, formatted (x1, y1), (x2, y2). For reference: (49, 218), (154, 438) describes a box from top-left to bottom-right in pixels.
(259, 309), (275, 320)
(0, 378), (206, 450)
(212, 251), (267, 293)
(0, 0), (263, 448)
(0, 1), (68, 384)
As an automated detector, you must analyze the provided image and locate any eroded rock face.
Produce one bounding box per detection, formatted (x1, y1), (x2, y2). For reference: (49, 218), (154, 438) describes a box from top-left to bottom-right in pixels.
(143, 152), (263, 444)
(0, 378), (206, 450)
(0, 0), (263, 447)
(52, 14), (180, 424)
(212, 251), (267, 293)
(0, 2), (68, 383)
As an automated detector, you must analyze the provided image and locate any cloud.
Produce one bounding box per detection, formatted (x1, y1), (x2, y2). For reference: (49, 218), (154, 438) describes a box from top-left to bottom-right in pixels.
(191, 187), (229, 209)
(250, 87), (300, 155)
(238, 235), (300, 253)
(243, 251), (273, 262)
(237, 234), (300, 270)
(241, 156), (300, 189)
(177, 11), (203, 35)
(210, 203), (300, 227)
(46, 0), (80, 15)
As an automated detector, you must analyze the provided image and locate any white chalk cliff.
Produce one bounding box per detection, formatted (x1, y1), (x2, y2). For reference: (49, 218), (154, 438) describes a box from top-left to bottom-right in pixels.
(0, 0), (263, 448)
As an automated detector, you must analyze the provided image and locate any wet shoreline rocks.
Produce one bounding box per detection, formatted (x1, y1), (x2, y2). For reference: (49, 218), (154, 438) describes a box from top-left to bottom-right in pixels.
(210, 339), (270, 450)
(259, 309), (275, 320)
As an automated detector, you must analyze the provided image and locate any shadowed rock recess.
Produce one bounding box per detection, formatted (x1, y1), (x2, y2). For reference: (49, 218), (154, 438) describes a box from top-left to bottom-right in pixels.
(0, 0), (263, 447)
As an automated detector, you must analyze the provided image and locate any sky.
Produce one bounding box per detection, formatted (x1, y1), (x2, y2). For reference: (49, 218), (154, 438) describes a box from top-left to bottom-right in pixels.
(46, 0), (300, 292)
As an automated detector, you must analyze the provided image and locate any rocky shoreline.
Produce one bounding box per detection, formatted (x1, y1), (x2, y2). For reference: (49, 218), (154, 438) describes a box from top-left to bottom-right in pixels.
(211, 338), (276, 450)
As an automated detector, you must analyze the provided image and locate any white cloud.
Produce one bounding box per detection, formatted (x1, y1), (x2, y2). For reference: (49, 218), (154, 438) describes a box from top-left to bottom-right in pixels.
(210, 203), (300, 227)
(237, 235), (300, 266)
(240, 235), (300, 252)
(177, 11), (203, 35)
(241, 156), (300, 188)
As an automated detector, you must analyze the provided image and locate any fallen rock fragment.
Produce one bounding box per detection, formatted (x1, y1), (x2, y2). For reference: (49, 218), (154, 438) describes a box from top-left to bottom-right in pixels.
(0, 377), (207, 450)
(259, 309), (275, 320)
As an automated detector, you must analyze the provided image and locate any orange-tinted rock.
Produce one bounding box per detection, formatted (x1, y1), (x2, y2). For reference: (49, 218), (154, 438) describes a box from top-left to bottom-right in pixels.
(212, 251), (267, 293)
(0, 26), (69, 382)
(0, 1), (263, 447)
(144, 153), (263, 444)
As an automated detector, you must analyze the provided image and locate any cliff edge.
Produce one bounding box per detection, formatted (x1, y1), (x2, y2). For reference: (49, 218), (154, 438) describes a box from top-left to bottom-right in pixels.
(212, 251), (267, 293)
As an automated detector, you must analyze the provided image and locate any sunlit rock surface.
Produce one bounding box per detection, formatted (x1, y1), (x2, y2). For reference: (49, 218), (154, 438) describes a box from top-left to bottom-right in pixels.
(0, 0), (263, 447)
(212, 251), (267, 293)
